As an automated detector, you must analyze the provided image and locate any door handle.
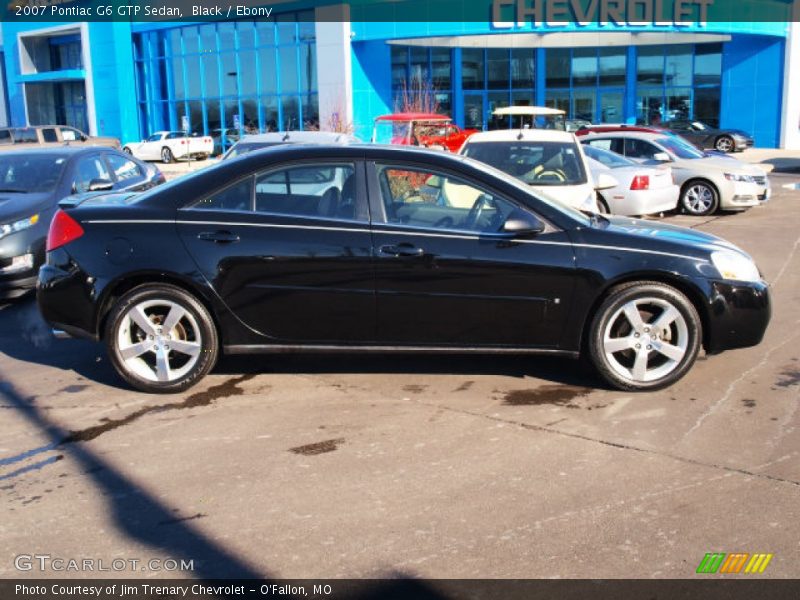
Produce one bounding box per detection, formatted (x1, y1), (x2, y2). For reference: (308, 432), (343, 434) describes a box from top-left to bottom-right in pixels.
(197, 230), (240, 243)
(379, 243), (425, 257)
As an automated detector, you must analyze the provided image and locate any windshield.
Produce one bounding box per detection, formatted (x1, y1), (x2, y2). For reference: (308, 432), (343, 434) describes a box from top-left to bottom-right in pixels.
(0, 154), (67, 193)
(656, 136), (706, 160)
(462, 141), (587, 186)
(691, 121), (710, 130)
(582, 144), (636, 168)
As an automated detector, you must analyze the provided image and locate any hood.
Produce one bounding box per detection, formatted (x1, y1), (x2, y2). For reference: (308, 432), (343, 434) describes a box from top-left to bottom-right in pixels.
(601, 215), (749, 258)
(0, 191), (55, 224)
(679, 155), (765, 175)
(729, 129), (752, 138)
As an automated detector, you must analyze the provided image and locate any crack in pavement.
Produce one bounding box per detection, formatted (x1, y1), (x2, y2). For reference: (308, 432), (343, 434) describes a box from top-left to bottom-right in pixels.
(680, 326), (800, 443)
(409, 398), (800, 489)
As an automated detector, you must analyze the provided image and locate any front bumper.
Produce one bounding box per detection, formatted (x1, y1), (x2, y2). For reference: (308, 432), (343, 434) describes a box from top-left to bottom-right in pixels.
(721, 180), (771, 209)
(704, 279), (771, 354)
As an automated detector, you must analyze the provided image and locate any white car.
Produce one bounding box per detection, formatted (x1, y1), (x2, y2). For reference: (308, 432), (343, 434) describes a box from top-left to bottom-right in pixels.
(583, 144), (679, 216)
(123, 131), (214, 164)
(459, 128), (616, 212)
(577, 129), (770, 216)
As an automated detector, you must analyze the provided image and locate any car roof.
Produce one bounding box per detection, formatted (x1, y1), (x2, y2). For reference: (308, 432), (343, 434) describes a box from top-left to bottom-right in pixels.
(0, 146), (112, 157)
(236, 131), (359, 144)
(577, 130), (668, 141)
(374, 113), (451, 122)
(464, 129), (577, 143)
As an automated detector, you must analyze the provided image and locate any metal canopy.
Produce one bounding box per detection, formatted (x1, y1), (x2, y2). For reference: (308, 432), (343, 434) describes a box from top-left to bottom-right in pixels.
(386, 31), (731, 48)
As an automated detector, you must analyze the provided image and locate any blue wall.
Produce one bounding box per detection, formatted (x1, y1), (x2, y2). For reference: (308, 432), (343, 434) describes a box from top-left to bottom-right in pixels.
(351, 39), (392, 141)
(721, 34), (785, 148)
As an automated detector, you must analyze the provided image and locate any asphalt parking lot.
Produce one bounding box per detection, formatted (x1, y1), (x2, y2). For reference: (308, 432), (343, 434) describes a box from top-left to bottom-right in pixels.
(1, 172), (799, 580)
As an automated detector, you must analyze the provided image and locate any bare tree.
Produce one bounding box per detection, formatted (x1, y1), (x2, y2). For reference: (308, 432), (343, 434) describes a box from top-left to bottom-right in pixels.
(395, 74), (441, 114)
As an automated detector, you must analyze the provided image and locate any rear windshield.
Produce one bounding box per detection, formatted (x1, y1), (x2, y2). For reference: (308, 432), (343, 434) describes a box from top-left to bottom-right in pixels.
(462, 141), (587, 186)
(11, 128), (39, 144)
(223, 142), (281, 160)
(0, 154), (68, 193)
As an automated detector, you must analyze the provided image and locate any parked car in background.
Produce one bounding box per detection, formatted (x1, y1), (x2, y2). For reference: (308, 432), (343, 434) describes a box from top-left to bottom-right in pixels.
(566, 119), (592, 132)
(221, 131), (360, 161)
(372, 113), (477, 152)
(663, 120), (753, 153)
(582, 144), (679, 216)
(0, 147), (163, 299)
(460, 129), (617, 212)
(0, 125), (120, 150)
(577, 129), (770, 216)
(37, 145), (770, 393)
(123, 131), (214, 163)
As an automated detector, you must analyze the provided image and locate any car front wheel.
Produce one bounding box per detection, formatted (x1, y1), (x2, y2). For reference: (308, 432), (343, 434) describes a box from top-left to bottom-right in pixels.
(122, 147), (133, 155)
(105, 284), (218, 393)
(680, 180), (719, 216)
(588, 282), (701, 391)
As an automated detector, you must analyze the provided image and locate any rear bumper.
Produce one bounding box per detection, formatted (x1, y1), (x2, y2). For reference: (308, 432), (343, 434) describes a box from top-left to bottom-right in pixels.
(610, 185), (679, 216)
(704, 279), (771, 354)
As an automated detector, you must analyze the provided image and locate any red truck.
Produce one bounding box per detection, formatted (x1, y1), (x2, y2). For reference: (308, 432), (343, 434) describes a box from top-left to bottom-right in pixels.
(371, 112), (477, 153)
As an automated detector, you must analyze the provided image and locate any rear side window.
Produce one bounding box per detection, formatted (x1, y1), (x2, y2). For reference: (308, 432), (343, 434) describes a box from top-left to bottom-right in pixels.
(254, 163), (360, 221)
(624, 138), (661, 160)
(12, 128), (38, 144)
(106, 154), (142, 182)
(42, 128), (58, 142)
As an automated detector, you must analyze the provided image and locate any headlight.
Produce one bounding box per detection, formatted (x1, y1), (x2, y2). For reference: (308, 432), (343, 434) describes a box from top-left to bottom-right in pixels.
(724, 173), (754, 183)
(0, 214), (39, 239)
(710, 250), (761, 282)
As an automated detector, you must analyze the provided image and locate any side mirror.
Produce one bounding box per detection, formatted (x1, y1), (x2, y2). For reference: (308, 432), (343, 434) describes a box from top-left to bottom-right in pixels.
(594, 172), (618, 191)
(80, 134), (88, 141)
(87, 178), (113, 192)
(502, 210), (545, 236)
(653, 152), (671, 162)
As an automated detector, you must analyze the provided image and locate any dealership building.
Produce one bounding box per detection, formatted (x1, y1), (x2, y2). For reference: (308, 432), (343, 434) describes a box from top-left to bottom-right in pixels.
(0, 0), (798, 151)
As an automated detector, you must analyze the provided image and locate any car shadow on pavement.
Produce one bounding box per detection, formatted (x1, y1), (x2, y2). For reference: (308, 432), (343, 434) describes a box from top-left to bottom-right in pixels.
(0, 375), (458, 595)
(1, 297), (606, 392)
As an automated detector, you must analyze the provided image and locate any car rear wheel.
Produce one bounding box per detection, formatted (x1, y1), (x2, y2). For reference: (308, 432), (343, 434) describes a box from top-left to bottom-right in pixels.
(161, 147), (175, 164)
(588, 282), (701, 391)
(715, 135), (734, 153)
(680, 180), (719, 216)
(595, 194), (610, 214)
(105, 284), (218, 393)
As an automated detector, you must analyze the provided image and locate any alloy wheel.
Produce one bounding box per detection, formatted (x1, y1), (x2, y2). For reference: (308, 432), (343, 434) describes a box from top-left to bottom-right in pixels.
(116, 299), (202, 383)
(683, 184), (715, 214)
(715, 137), (733, 153)
(602, 297), (689, 383)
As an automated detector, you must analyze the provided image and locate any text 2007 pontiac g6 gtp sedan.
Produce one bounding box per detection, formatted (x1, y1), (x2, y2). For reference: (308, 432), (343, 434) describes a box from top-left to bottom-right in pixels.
(37, 145), (770, 394)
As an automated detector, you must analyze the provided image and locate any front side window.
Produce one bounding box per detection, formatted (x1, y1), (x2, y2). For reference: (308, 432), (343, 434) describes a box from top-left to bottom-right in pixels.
(376, 164), (517, 234)
(254, 164), (359, 220)
(462, 141), (587, 186)
(192, 177), (254, 212)
(60, 127), (81, 141)
(146, 134), (162, 142)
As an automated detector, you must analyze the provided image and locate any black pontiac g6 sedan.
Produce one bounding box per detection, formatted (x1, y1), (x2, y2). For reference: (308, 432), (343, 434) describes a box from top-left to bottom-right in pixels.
(37, 145), (770, 393)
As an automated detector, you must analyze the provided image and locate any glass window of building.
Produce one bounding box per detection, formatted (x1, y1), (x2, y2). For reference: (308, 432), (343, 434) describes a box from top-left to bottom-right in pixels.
(431, 48), (451, 89)
(487, 49), (510, 90)
(546, 48), (571, 88)
(462, 48), (484, 90)
(510, 49), (535, 89)
(391, 46), (409, 89)
(665, 45), (692, 87)
(694, 43), (722, 86)
(572, 48), (597, 87)
(637, 46), (664, 85)
(694, 87), (721, 127)
(599, 48), (626, 87)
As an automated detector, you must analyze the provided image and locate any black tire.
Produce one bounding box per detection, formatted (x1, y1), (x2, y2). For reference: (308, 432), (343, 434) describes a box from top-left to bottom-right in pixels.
(161, 147), (175, 164)
(588, 281), (701, 391)
(714, 135), (734, 153)
(105, 284), (218, 393)
(196, 154), (208, 161)
(122, 146), (133, 155)
(595, 193), (610, 214)
(680, 180), (719, 216)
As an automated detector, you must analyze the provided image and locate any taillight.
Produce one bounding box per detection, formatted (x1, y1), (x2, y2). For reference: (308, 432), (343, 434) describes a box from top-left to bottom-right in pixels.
(630, 175), (650, 190)
(47, 210), (84, 252)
